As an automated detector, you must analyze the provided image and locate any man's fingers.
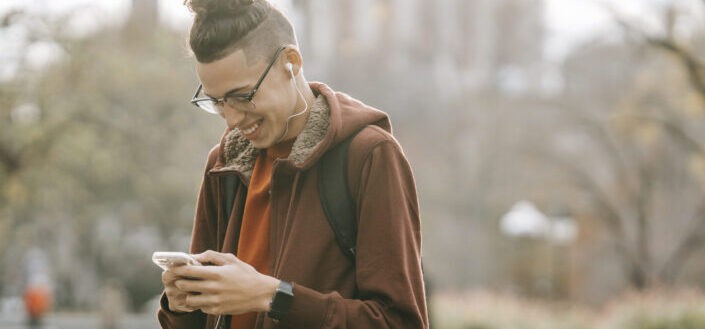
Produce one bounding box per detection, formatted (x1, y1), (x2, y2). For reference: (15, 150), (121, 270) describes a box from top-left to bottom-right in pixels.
(170, 300), (197, 313)
(193, 250), (237, 266)
(170, 264), (222, 280)
(185, 292), (219, 309)
(176, 306), (197, 313)
(175, 278), (218, 294)
(164, 286), (199, 313)
(162, 269), (181, 285)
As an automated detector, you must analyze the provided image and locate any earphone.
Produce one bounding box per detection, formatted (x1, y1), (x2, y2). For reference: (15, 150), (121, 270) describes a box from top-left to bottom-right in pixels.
(276, 62), (309, 143)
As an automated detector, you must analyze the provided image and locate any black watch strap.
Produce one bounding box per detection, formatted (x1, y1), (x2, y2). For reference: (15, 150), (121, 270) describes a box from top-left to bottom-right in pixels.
(267, 281), (294, 321)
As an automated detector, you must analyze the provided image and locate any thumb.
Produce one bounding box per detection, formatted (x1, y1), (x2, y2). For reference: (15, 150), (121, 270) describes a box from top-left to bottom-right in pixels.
(192, 250), (237, 266)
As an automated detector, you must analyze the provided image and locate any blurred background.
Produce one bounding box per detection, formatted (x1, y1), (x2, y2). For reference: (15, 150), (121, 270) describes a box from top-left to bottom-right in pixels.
(1, 0), (705, 328)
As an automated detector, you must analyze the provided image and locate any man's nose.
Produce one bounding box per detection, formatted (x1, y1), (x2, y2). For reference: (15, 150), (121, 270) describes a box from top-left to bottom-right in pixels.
(222, 105), (248, 127)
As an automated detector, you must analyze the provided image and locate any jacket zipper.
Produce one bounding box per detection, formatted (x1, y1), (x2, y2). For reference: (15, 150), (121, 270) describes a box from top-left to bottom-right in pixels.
(269, 162), (301, 278)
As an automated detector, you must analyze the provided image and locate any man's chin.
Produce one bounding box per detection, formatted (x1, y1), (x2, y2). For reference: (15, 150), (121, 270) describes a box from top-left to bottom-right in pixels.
(250, 138), (272, 149)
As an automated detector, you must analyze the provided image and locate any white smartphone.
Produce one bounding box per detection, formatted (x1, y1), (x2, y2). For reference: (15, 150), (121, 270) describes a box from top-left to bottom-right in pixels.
(152, 251), (201, 271)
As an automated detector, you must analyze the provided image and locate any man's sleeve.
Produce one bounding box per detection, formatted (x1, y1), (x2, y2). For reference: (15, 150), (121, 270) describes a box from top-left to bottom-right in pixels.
(157, 294), (206, 329)
(278, 137), (428, 329)
(157, 150), (220, 329)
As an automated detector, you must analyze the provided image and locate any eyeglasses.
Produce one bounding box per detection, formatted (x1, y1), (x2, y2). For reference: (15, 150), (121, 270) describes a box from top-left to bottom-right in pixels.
(190, 46), (286, 114)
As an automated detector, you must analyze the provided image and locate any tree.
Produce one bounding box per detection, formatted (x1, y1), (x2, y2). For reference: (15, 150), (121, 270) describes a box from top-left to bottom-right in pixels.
(0, 5), (221, 310)
(539, 0), (705, 290)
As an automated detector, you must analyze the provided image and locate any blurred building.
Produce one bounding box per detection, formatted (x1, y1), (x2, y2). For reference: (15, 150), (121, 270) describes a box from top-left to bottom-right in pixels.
(290, 0), (545, 100)
(282, 0), (552, 295)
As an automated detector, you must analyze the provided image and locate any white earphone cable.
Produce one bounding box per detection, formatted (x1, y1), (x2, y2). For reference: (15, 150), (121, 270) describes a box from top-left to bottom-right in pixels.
(276, 70), (308, 143)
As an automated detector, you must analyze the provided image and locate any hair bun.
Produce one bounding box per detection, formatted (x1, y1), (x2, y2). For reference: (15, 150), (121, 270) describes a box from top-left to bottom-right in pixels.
(185, 0), (256, 18)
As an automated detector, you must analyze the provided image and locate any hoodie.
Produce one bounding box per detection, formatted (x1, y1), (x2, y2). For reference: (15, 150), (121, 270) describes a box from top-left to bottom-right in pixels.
(158, 82), (428, 329)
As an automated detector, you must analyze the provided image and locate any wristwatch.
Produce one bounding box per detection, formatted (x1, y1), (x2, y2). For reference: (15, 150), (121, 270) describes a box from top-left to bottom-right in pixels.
(267, 280), (294, 321)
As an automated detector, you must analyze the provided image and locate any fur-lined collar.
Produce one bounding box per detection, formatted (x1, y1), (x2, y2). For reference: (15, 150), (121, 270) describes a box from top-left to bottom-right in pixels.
(213, 95), (330, 181)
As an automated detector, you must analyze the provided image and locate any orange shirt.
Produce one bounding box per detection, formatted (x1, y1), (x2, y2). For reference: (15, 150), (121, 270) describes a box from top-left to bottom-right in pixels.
(230, 139), (294, 329)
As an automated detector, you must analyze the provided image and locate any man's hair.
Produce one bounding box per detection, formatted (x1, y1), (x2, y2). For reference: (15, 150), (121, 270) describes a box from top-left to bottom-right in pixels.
(184, 0), (297, 64)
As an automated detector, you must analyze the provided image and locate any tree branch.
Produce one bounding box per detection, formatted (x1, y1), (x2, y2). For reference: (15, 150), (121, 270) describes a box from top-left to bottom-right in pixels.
(647, 37), (705, 98)
(634, 156), (655, 281)
(605, 3), (705, 104)
(0, 143), (20, 174)
(569, 109), (640, 201)
(532, 148), (633, 256)
(659, 200), (705, 282)
(630, 113), (703, 154)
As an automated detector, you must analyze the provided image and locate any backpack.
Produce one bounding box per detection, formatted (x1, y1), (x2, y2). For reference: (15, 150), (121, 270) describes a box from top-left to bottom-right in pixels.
(317, 131), (359, 261)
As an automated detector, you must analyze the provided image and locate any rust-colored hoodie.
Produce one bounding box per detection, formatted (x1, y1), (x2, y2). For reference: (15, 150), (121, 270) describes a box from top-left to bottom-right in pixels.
(158, 82), (428, 329)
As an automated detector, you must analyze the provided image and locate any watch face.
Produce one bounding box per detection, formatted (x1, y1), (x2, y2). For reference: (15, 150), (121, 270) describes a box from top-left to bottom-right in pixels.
(278, 281), (294, 295)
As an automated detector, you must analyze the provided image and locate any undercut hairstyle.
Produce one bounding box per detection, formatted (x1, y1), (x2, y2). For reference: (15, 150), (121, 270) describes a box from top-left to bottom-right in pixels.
(184, 0), (298, 65)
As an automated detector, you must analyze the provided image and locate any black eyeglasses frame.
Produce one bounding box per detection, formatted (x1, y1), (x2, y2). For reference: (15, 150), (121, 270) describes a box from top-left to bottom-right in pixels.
(190, 46), (287, 113)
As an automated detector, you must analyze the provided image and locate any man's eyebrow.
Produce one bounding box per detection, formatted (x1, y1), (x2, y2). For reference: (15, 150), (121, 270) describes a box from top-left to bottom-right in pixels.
(204, 85), (251, 98)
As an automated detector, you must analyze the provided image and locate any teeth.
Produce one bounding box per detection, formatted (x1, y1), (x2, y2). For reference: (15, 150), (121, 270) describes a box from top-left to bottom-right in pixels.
(241, 122), (260, 135)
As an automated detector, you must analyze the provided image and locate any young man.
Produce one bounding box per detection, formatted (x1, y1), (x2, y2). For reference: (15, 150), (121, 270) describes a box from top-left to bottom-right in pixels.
(158, 0), (427, 328)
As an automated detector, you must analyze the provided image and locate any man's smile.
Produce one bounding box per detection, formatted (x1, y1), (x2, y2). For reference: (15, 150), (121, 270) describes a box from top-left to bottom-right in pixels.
(240, 119), (263, 136)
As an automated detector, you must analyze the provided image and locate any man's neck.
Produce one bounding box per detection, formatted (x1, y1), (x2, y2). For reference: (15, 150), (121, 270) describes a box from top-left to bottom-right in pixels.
(278, 76), (315, 143)
(298, 77), (316, 108)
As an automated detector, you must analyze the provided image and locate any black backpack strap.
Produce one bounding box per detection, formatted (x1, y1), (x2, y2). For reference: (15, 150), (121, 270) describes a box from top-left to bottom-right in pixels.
(217, 175), (243, 329)
(318, 131), (361, 261)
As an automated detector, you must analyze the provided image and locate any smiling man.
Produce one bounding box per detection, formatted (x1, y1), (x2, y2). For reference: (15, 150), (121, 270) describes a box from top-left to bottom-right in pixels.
(157, 1), (427, 328)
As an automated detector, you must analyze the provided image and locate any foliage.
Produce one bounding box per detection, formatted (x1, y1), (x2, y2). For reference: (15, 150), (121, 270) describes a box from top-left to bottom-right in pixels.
(0, 7), (222, 310)
(527, 0), (705, 293)
(434, 289), (705, 329)
(432, 291), (592, 329)
(598, 289), (705, 329)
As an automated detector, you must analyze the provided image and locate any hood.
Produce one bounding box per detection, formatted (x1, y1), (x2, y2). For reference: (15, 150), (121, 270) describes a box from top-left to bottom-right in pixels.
(209, 82), (391, 180)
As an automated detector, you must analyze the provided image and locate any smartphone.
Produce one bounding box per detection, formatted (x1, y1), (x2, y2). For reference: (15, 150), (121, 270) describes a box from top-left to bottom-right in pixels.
(152, 251), (201, 271)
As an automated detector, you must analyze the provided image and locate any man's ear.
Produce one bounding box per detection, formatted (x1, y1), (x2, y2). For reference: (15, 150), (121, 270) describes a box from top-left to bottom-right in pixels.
(283, 46), (303, 76)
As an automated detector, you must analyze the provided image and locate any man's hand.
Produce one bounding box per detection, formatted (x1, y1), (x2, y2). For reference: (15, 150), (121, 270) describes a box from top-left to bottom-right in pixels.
(162, 267), (199, 313)
(170, 250), (281, 316)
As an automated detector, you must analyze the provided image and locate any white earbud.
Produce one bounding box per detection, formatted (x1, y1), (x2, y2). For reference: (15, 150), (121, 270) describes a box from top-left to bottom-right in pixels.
(285, 63), (294, 76)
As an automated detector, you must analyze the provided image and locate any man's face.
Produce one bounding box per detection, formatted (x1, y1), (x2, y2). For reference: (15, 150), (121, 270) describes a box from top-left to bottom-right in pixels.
(196, 48), (298, 149)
